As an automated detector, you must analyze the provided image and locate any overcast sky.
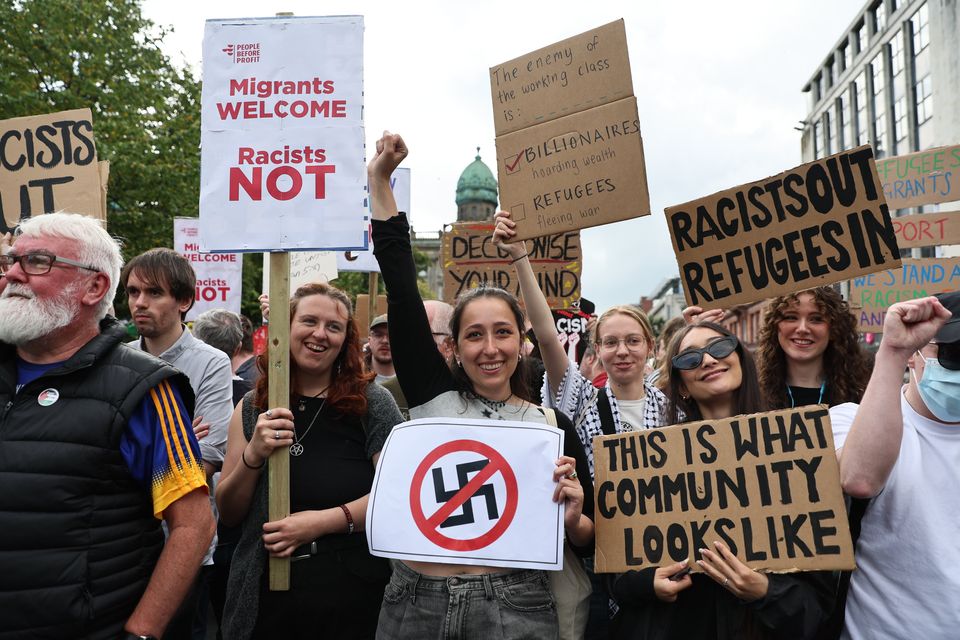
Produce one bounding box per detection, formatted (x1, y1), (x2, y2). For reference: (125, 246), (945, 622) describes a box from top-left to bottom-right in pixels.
(142, 0), (864, 310)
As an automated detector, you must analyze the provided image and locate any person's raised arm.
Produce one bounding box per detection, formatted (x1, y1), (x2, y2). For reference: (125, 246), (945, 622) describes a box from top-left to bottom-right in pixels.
(492, 210), (568, 398)
(839, 296), (950, 497)
(369, 130), (408, 222)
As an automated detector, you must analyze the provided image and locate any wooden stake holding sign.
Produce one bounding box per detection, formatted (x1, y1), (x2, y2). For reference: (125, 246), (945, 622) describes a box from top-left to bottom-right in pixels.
(368, 272), (380, 323)
(267, 253), (292, 590)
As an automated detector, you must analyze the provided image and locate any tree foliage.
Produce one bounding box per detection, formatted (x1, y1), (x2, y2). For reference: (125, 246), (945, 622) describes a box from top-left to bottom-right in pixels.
(0, 0), (202, 313)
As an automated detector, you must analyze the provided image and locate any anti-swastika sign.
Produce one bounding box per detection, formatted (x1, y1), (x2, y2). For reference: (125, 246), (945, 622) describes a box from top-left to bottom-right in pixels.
(367, 418), (565, 570)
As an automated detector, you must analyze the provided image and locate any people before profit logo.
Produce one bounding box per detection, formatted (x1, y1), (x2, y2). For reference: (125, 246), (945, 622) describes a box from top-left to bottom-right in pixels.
(222, 44), (235, 56)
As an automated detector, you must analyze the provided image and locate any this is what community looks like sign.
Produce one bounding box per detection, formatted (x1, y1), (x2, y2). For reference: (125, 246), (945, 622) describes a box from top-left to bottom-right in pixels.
(200, 16), (366, 253)
(367, 418), (565, 571)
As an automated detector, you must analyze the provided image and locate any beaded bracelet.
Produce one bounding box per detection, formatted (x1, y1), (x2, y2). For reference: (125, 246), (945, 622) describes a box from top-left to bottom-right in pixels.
(340, 504), (355, 534)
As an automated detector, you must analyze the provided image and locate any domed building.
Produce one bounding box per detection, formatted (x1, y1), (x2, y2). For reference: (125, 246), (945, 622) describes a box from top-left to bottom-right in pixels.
(411, 148), (500, 298)
(455, 148), (499, 222)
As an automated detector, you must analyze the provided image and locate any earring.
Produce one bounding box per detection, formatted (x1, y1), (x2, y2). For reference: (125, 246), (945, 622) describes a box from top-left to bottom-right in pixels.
(456, 358), (462, 367)
(517, 353), (522, 362)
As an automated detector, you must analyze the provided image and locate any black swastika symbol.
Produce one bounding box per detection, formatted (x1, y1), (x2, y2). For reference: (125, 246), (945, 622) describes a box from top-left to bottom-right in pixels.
(431, 459), (500, 528)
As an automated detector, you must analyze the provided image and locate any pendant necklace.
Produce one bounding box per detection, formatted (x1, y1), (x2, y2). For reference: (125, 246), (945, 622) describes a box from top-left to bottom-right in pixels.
(299, 385), (330, 412)
(292, 386), (329, 456)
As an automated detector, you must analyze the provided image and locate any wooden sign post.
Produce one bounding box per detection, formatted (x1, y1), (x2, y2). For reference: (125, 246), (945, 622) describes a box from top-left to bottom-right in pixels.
(267, 252), (291, 590)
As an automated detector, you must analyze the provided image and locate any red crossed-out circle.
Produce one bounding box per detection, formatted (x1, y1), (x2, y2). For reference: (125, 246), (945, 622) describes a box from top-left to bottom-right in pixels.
(410, 439), (518, 552)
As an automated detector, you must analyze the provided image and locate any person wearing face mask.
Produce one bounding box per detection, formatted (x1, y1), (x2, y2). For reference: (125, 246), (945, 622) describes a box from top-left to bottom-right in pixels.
(830, 293), (959, 640)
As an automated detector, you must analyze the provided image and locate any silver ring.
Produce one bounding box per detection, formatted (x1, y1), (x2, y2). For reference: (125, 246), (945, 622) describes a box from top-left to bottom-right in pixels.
(722, 578), (730, 587)
(274, 430), (280, 440)
(265, 410), (273, 418)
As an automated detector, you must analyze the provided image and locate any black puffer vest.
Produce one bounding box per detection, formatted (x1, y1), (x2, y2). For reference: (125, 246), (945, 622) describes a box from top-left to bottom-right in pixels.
(0, 318), (194, 639)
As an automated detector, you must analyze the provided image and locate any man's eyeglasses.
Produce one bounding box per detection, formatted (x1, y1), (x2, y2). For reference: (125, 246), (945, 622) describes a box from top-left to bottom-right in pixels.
(0, 252), (99, 276)
(597, 335), (647, 352)
(672, 336), (739, 370)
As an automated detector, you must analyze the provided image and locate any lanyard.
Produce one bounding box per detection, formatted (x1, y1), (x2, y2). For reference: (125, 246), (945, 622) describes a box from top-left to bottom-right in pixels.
(787, 380), (826, 408)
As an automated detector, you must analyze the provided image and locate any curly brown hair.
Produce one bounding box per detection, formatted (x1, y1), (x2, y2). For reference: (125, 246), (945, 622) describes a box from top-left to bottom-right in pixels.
(254, 282), (374, 416)
(756, 287), (872, 409)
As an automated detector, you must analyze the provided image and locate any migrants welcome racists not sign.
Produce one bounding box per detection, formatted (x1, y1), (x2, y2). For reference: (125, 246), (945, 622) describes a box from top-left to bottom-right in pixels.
(441, 221), (582, 308)
(199, 16), (366, 253)
(174, 217), (243, 321)
(367, 418), (565, 570)
(666, 146), (902, 310)
(593, 406), (854, 574)
(490, 20), (651, 241)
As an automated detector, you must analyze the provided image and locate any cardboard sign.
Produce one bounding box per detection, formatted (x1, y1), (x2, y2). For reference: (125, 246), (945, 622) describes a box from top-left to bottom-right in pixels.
(441, 221), (581, 308)
(491, 21), (650, 241)
(848, 258), (960, 331)
(666, 145), (902, 310)
(174, 218), (243, 321)
(593, 406), (855, 574)
(336, 168), (412, 273)
(891, 211), (960, 249)
(200, 16), (367, 252)
(354, 294), (387, 335)
(261, 249), (337, 295)
(0, 109), (104, 232)
(367, 418), (565, 571)
(877, 144), (960, 210)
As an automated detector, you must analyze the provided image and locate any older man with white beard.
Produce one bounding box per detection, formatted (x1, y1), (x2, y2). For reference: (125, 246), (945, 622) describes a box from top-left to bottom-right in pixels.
(0, 213), (214, 640)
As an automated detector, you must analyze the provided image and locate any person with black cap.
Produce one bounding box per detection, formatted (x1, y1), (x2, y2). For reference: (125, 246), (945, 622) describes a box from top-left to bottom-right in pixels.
(829, 293), (959, 639)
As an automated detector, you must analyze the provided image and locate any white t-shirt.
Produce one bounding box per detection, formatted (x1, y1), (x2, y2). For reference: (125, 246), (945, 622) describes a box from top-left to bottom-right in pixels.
(830, 393), (960, 640)
(616, 398), (647, 432)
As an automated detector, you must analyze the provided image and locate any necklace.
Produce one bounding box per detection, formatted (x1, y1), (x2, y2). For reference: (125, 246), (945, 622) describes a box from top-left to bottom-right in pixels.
(786, 380), (826, 408)
(298, 385), (330, 412)
(477, 393), (513, 413)
(291, 390), (328, 456)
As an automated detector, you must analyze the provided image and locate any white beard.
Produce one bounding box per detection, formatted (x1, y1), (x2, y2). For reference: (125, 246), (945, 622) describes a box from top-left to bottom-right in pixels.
(0, 282), (80, 345)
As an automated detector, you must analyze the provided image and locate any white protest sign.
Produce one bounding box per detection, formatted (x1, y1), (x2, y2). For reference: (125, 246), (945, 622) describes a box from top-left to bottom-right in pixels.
(367, 418), (565, 570)
(262, 249), (338, 295)
(200, 16), (367, 252)
(336, 168), (411, 273)
(174, 217), (243, 321)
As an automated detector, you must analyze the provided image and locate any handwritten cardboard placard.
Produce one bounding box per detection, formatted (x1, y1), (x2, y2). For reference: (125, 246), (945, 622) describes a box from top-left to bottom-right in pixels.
(490, 20), (633, 137)
(877, 144), (960, 210)
(441, 221), (581, 308)
(262, 249), (338, 295)
(892, 211), (960, 249)
(491, 21), (650, 241)
(593, 406), (854, 574)
(0, 108), (103, 233)
(848, 257), (960, 331)
(665, 145), (901, 310)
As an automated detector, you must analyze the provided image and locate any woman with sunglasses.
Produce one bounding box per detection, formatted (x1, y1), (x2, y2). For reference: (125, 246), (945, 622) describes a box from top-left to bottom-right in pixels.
(608, 322), (833, 640)
(493, 211), (669, 478)
(369, 132), (594, 640)
(756, 287), (872, 410)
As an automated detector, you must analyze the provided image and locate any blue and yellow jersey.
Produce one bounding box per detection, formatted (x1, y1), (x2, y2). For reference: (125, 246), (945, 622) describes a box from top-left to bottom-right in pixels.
(121, 379), (208, 518)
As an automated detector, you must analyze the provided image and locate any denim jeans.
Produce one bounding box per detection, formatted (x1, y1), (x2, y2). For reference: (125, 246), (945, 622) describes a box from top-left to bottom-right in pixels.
(376, 561), (558, 640)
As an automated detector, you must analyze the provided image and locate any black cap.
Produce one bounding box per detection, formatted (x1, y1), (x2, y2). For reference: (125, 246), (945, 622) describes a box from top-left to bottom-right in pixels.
(935, 292), (960, 344)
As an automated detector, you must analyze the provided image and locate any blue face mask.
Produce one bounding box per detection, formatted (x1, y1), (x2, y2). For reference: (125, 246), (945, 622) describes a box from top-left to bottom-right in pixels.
(914, 352), (960, 423)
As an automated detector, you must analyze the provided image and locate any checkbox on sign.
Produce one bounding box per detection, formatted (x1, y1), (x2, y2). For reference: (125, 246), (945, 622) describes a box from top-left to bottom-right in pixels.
(505, 152), (523, 174)
(511, 204), (526, 221)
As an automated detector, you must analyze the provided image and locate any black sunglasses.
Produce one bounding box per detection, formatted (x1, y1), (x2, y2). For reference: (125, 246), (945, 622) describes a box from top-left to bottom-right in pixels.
(672, 336), (739, 370)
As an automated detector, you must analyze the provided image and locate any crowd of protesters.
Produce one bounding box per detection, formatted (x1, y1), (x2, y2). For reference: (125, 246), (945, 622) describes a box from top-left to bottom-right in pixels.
(0, 131), (957, 640)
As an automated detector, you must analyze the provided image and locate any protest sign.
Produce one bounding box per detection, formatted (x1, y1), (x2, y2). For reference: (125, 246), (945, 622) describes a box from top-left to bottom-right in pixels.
(354, 294), (387, 335)
(491, 20), (650, 241)
(877, 144), (960, 210)
(593, 406), (854, 574)
(665, 145), (902, 310)
(891, 211), (960, 249)
(441, 221), (581, 308)
(200, 16), (367, 252)
(0, 108), (103, 232)
(848, 257), (960, 331)
(174, 217), (243, 321)
(553, 307), (593, 363)
(261, 249), (337, 295)
(367, 418), (565, 570)
(336, 168), (411, 273)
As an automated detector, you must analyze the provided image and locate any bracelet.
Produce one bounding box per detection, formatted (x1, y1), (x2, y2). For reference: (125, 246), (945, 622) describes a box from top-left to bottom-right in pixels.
(340, 504), (355, 534)
(509, 253), (528, 264)
(241, 449), (265, 470)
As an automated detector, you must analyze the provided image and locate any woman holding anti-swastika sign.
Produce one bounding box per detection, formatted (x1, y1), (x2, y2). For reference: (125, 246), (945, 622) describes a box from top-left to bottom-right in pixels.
(370, 131), (595, 640)
(606, 321), (834, 640)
